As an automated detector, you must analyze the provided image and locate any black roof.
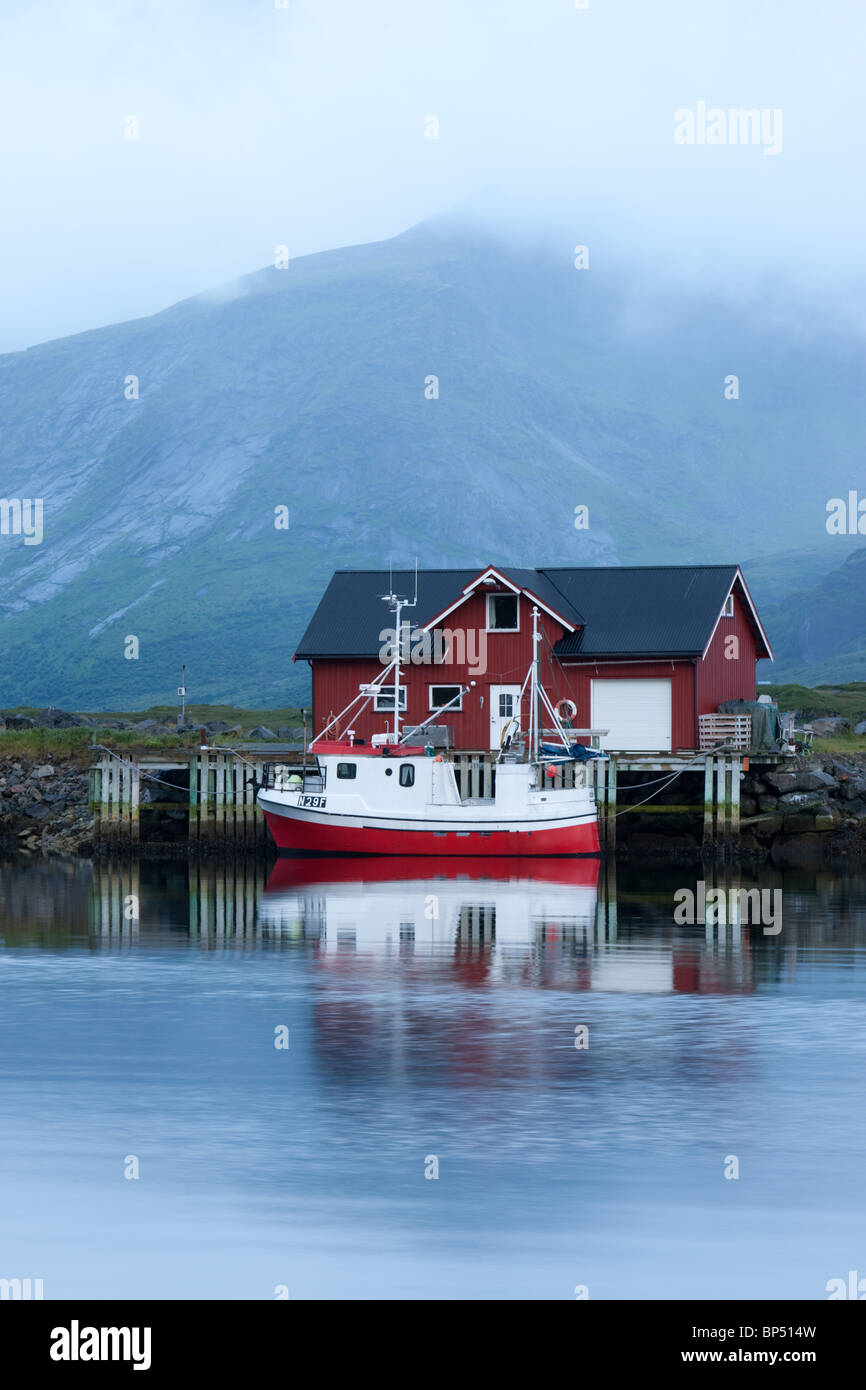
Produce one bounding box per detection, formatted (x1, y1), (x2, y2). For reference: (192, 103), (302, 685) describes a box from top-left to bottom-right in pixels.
(294, 564), (764, 660)
(544, 565), (743, 657)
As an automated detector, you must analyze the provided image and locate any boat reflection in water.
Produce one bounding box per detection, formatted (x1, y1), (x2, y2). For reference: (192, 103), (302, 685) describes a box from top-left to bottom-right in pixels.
(260, 855), (599, 954)
(258, 855), (755, 995)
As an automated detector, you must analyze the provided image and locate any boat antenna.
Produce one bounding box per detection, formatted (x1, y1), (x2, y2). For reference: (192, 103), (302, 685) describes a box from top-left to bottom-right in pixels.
(380, 562), (418, 743)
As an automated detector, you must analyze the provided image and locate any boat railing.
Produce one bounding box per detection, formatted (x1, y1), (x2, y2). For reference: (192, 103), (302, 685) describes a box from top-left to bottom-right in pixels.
(262, 761), (326, 792)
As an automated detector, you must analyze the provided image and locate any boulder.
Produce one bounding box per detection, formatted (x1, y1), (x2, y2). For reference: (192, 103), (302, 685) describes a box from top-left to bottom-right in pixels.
(797, 769), (838, 791)
(783, 812), (819, 833)
(765, 768), (836, 794)
(814, 813), (837, 831)
(749, 813), (784, 840)
(778, 791), (827, 807)
(810, 717), (850, 736)
(763, 771), (801, 794)
(32, 764), (55, 778)
(828, 759), (857, 778)
(247, 726), (276, 741)
(32, 707), (78, 728)
(738, 834), (766, 857)
(204, 721), (232, 734)
(840, 778), (866, 801)
(854, 721), (866, 736)
(4, 715), (34, 730)
(771, 833), (828, 866)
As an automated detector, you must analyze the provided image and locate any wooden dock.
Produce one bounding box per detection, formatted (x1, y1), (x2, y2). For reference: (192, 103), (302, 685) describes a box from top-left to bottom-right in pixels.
(90, 745), (783, 854)
(90, 747), (284, 851)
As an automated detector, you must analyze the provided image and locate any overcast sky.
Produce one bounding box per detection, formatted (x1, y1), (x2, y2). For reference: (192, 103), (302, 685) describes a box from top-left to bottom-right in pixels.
(0, 0), (863, 352)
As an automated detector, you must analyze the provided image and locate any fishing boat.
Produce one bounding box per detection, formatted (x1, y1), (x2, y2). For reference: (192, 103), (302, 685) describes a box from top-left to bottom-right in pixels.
(257, 590), (603, 857)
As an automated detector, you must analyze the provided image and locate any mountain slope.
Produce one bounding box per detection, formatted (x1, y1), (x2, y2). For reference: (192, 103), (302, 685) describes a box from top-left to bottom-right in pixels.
(760, 547), (866, 684)
(0, 220), (864, 706)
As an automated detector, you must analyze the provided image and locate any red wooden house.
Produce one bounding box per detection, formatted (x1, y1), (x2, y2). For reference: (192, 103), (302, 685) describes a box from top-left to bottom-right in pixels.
(294, 564), (774, 752)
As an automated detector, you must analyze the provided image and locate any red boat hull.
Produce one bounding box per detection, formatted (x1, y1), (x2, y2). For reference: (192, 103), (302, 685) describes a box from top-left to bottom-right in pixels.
(262, 810), (600, 857)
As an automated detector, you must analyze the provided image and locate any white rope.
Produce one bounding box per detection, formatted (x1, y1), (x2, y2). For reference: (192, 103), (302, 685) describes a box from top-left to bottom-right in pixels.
(611, 743), (742, 818)
(90, 744), (192, 792)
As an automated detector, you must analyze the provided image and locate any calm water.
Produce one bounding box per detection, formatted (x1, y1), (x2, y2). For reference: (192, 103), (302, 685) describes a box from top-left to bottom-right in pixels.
(1, 852), (864, 1300)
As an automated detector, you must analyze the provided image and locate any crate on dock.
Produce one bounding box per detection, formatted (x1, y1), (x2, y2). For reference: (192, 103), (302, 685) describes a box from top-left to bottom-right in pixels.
(698, 713), (752, 751)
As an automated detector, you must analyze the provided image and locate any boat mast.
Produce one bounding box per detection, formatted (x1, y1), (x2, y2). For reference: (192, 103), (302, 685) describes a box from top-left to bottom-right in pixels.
(393, 594), (405, 741)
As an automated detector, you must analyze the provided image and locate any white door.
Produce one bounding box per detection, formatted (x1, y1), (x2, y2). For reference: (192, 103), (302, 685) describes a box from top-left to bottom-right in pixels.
(489, 685), (522, 750)
(591, 678), (672, 751)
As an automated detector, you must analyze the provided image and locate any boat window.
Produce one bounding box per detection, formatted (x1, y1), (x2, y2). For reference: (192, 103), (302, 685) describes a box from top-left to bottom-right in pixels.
(336, 763), (357, 779)
(399, 764), (415, 787)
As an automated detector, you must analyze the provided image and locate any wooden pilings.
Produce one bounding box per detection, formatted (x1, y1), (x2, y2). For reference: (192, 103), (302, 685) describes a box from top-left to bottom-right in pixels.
(703, 754), (742, 851)
(189, 752), (269, 850)
(592, 757), (617, 850)
(92, 750), (271, 852)
(598, 752), (742, 853)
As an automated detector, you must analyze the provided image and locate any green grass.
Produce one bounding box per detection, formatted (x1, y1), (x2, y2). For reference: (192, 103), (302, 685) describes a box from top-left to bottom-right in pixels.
(802, 733), (866, 755)
(0, 728), (189, 764)
(763, 683), (866, 725)
(4, 703), (305, 726)
(0, 705), (306, 763)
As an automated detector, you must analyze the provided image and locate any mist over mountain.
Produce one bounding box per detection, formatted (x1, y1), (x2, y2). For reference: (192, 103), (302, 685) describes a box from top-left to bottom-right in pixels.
(0, 219), (862, 708)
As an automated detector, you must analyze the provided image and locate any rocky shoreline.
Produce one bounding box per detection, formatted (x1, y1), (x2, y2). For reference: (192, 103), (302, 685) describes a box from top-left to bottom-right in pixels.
(0, 756), (95, 856)
(619, 752), (866, 863)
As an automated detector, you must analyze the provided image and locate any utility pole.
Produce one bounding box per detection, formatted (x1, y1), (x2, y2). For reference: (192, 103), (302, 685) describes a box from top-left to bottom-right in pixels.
(177, 665), (187, 730)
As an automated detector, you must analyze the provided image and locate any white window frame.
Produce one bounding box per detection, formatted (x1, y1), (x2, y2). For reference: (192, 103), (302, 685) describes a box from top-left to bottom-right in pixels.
(374, 687), (407, 712)
(486, 592), (520, 633)
(723, 594), (734, 617)
(429, 684), (463, 712)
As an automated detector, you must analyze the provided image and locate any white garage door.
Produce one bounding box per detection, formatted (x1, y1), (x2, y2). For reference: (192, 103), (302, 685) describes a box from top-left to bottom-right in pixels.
(591, 678), (672, 751)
